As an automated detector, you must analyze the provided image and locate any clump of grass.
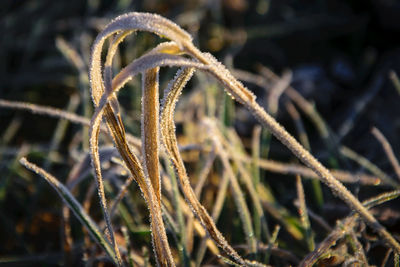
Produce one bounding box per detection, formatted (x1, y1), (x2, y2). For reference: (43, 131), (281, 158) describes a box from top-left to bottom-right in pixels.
(5, 11), (399, 266)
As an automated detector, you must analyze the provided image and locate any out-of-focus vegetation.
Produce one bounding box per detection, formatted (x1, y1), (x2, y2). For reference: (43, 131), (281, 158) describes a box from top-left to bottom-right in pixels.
(1, 0), (400, 266)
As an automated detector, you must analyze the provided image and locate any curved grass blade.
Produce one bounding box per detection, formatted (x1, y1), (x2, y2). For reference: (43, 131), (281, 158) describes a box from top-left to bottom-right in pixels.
(91, 33), (176, 265)
(160, 67), (252, 266)
(142, 67), (161, 202)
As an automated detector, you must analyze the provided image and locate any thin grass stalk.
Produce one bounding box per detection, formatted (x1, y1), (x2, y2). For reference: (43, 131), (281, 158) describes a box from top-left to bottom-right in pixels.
(285, 101), (311, 153)
(56, 36), (91, 149)
(340, 146), (398, 187)
(389, 70), (400, 96)
(101, 110), (175, 266)
(19, 158), (118, 265)
(0, 99), (141, 148)
(286, 101), (323, 207)
(347, 230), (368, 264)
(89, 118), (123, 266)
(381, 248), (392, 267)
(110, 175), (135, 218)
(263, 225), (281, 264)
(295, 175), (314, 251)
(235, 154), (386, 186)
(371, 127), (400, 181)
(251, 126), (262, 241)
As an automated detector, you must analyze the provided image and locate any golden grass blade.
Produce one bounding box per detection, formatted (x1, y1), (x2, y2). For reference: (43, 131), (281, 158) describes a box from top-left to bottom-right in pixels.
(92, 101), (176, 267)
(142, 67), (161, 202)
(160, 68), (248, 265)
(19, 158), (118, 266)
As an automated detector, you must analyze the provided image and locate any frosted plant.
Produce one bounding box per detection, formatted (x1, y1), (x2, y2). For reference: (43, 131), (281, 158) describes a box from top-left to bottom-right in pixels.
(86, 12), (400, 266)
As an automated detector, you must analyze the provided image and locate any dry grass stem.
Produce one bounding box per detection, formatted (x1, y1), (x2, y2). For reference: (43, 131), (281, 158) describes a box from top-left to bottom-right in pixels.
(267, 70), (292, 116)
(295, 175), (314, 251)
(371, 127), (400, 181)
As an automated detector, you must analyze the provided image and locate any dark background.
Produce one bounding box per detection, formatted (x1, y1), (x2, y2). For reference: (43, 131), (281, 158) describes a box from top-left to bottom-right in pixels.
(1, 0), (400, 265)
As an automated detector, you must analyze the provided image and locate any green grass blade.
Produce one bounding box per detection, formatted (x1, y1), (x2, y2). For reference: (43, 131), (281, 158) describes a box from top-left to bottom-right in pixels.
(19, 157), (118, 265)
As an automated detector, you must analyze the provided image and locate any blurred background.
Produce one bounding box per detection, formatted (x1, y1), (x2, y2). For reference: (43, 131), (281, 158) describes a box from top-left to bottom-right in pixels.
(2, 0), (400, 151)
(1, 0), (400, 266)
